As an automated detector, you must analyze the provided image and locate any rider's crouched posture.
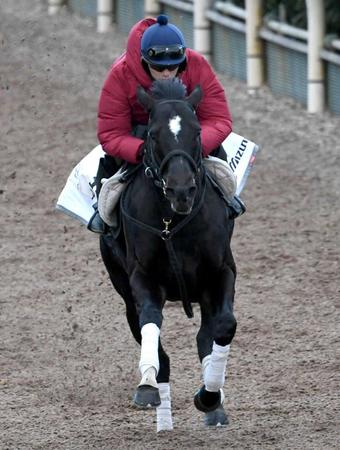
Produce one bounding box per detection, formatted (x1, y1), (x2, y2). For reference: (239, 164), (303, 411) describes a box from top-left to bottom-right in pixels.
(88, 14), (245, 233)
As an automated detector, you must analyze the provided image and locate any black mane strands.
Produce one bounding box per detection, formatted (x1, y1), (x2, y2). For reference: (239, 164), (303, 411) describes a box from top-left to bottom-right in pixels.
(150, 78), (187, 101)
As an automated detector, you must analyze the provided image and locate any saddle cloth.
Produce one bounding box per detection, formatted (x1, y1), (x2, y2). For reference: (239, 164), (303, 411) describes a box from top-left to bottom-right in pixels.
(98, 157), (237, 227)
(56, 132), (259, 226)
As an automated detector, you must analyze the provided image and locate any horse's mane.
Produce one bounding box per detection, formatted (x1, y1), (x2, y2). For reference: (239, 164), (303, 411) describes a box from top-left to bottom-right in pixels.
(150, 78), (187, 101)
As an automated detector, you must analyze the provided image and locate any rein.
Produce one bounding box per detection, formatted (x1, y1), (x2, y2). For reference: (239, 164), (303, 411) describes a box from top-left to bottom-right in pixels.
(120, 163), (206, 319)
(120, 96), (204, 318)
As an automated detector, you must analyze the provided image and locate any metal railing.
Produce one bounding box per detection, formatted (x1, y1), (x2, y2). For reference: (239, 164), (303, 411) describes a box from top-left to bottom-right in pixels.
(48, 0), (340, 116)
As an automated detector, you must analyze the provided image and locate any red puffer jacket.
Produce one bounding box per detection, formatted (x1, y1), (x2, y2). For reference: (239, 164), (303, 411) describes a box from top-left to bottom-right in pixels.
(97, 18), (232, 163)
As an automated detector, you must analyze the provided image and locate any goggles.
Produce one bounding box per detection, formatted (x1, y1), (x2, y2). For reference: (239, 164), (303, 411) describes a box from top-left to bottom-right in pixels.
(148, 62), (180, 72)
(146, 44), (186, 61)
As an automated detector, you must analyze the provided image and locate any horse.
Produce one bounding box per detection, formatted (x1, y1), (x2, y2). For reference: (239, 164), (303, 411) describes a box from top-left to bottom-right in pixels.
(99, 78), (237, 431)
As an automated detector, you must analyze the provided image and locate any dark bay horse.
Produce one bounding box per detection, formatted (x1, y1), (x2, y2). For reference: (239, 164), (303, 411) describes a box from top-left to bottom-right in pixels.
(100, 78), (237, 430)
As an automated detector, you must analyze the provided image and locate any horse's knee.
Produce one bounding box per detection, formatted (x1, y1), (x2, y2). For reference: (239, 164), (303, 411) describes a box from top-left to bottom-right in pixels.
(214, 313), (237, 347)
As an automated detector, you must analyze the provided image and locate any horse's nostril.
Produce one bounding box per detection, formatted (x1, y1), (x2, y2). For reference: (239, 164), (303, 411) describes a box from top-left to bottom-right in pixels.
(188, 186), (197, 196)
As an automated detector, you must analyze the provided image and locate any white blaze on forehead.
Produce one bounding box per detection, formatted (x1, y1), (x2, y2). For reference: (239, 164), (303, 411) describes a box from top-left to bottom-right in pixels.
(169, 115), (182, 141)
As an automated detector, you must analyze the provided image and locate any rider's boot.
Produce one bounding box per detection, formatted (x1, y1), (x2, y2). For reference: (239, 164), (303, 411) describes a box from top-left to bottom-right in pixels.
(209, 146), (246, 220)
(228, 195), (246, 220)
(87, 203), (107, 234)
(87, 155), (119, 234)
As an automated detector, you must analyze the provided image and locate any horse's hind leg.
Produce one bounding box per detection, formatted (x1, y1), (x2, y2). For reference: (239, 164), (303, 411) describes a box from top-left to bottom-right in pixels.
(100, 237), (172, 427)
(156, 344), (173, 432)
(100, 236), (141, 343)
(194, 264), (237, 425)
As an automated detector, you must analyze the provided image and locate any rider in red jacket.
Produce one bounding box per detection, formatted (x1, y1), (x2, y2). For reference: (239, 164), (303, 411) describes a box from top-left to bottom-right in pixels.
(97, 15), (232, 164)
(89, 15), (245, 233)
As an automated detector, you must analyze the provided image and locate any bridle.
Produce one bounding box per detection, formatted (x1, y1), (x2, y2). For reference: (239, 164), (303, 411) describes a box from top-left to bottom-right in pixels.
(143, 99), (203, 191)
(120, 98), (207, 318)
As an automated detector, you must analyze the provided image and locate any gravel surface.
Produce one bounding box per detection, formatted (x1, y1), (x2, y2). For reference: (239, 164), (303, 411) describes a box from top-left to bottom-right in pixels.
(1, 1), (339, 449)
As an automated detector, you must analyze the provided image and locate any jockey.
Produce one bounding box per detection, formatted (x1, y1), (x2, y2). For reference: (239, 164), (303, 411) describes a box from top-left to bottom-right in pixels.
(88, 14), (245, 233)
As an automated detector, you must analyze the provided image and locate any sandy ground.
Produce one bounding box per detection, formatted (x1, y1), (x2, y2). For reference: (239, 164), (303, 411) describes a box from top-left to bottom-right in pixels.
(1, 1), (339, 449)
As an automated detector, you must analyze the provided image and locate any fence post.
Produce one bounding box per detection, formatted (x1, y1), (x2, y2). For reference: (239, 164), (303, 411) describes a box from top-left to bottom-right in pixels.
(193, 0), (212, 61)
(245, 0), (264, 94)
(306, 0), (325, 113)
(144, 0), (160, 18)
(97, 0), (113, 33)
(48, 0), (64, 15)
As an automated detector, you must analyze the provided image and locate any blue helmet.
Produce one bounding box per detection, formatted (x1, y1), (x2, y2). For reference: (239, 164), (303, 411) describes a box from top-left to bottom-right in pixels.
(141, 15), (186, 66)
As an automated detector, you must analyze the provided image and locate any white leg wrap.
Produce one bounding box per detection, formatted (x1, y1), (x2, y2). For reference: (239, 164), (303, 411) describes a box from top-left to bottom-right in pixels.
(139, 323), (160, 378)
(156, 382), (173, 432)
(202, 342), (230, 392)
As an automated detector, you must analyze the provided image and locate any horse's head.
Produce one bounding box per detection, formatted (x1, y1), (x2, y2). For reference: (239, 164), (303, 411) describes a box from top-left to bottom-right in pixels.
(137, 79), (203, 215)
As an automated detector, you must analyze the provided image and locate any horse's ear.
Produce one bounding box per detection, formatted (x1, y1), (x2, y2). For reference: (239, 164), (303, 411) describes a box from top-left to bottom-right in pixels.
(137, 86), (154, 112)
(187, 85), (203, 109)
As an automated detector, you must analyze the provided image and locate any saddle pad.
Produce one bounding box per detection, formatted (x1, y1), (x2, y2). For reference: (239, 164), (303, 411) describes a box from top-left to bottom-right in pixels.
(56, 133), (259, 227)
(98, 158), (236, 226)
(98, 168), (127, 226)
(204, 156), (237, 200)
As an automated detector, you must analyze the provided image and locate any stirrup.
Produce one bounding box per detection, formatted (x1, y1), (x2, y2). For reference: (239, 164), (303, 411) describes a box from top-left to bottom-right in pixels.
(87, 206), (107, 234)
(228, 196), (246, 220)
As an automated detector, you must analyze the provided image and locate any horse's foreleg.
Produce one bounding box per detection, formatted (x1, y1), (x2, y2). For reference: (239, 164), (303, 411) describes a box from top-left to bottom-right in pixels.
(133, 322), (161, 408)
(134, 327), (174, 429)
(194, 265), (237, 423)
(130, 270), (165, 409)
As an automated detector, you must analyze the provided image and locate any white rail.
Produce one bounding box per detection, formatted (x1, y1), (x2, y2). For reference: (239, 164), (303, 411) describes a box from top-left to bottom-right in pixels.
(159, 0), (193, 13)
(331, 39), (340, 52)
(214, 1), (246, 21)
(265, 19), (308, 41)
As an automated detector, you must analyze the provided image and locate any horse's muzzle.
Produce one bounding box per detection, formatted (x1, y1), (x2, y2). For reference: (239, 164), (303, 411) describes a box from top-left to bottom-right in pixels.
(166, 186), (197, 215)
(170, 202), (193, 215)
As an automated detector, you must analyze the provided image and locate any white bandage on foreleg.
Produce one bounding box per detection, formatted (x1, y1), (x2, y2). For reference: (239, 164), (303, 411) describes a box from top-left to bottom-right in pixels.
(156, 382), (173, 432)
(202, 342), (230, 392)
(139, 323), (160, 377)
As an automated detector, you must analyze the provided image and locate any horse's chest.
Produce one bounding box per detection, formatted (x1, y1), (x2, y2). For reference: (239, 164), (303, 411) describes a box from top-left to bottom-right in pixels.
(141, 238), (217, 295)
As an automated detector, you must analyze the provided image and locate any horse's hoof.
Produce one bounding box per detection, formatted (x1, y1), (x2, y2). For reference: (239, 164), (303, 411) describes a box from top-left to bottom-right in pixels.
(194, 385), (221, 413)
(133, 385), (161, 408)
(204, 404), (229, 427)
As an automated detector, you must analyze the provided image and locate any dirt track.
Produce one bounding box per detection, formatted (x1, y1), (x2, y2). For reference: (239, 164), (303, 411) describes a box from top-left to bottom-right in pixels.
(1, 1), (339, 449)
